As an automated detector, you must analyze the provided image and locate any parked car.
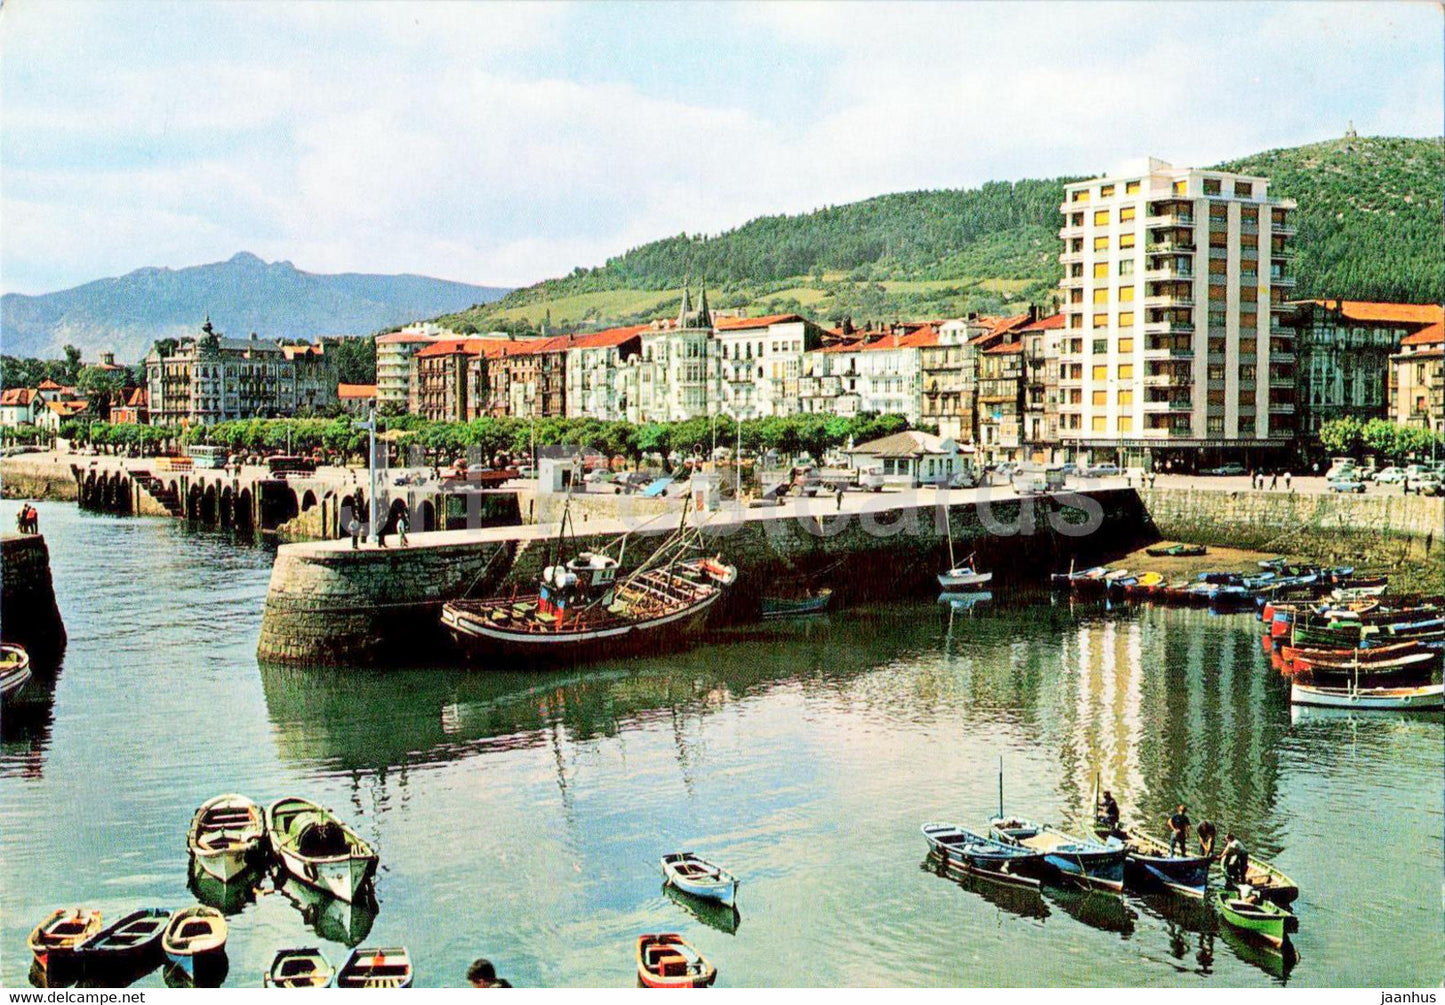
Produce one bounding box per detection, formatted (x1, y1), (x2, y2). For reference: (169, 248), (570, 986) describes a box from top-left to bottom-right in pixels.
(1325, 460), (1358, 480)
(948, 468), (981, 489)
(1328, 477), (1367, 494)
(1200, 463), (1247, 476)
(1407, 472), (1443, 496)
(516, 465), (536, 479)
(583, 469), (612, 485)
(1374, 466), (1406, 483)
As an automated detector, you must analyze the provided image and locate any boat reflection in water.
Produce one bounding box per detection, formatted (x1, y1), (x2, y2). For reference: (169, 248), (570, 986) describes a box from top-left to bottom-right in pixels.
(1043, 883), (1136, 938)
(275, 874), (378, 947)
(1216, 922), (1299, 983)
(661, 882), (741, 935)
(28, 959), (73, 989)
(162, 956), (229, 989)
(938, 591), (993, 614)
(188, 858), (261, 916)
(921, 853), (1050, 923)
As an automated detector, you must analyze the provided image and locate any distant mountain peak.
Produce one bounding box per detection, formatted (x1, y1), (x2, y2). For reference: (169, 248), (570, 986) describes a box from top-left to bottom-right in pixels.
(228, 251), (265, 266)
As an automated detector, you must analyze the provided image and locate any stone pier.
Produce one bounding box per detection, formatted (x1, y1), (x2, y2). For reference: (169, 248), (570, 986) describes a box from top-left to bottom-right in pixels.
(257, 486), (1150, 665)
(1, 533), (67, 661)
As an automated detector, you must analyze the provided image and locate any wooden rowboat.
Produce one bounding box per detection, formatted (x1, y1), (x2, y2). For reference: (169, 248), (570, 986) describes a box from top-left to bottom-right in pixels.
(660, 852), (738, 906)
(1214, 889), (1296, 948)
(636, 933), (716, 988)
(267, 797), (377, 904)
(188, 794), (266, 884)
(920, 822), (1043, 887)
(1113, 828), (1211, 898)
(28, 908), (102, 974)
(336, 946), (413, 989)
(989, 816), (1126, 891)
(265, 947), (335, 988)
(1290, 681), (1444, 711)
(761, 587), (833, 619)
(161, 906), (227, 982)
(1, 643), (33, 702)
(77, 908), (170, 976)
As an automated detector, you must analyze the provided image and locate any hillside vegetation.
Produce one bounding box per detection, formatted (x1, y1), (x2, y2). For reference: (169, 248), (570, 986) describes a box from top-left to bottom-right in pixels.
(441, 135), (1442, 334)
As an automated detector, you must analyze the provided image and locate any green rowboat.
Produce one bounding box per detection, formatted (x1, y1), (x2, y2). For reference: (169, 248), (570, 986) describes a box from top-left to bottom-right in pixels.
(1213, 889), (1297, 948)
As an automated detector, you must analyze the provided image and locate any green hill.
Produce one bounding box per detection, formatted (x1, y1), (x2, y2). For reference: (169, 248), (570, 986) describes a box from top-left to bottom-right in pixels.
(441, 135), (1442, 334)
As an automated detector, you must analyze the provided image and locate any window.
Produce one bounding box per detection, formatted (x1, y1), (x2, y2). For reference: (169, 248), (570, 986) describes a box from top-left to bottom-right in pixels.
(1240, 339), (1257, 356)
(1126, 180), (1141, 195)
(1101, 184), (1115, 198)
(1236, 182), (1253, 197)
(1094, 262), (1110, 278)
(1093, 289), (1109, 304)
(1118, 389), (1134, 405)
(1119, 233), (1136, 249)
(1093, 365), (1108, 381)
(1209, 203), (1228, 221)
(1239, 286), (1258, 302)
(1173, 180), (1187, 195)
(1094, 210), (1110, 226)
(1093, 339), (1108, 354)
(1119, 337), (1135, 353)
(1120, 205), (1136, 222)
(1118, 286), (1135, 303)
(1069, 314), (1083, 328)
(1208, 364), (1225, 380)
(1209, 285), (1227, 303)
(1092, 390), (1107, 406)
(1071, 263), (1083, 277)
(1072, 190), (1089, 202)
(1207, 416), (1225, 434)
(1092, 313), (1109, 328)
(1118, 364), (1134, 379)
(1118, 415), (1133, 432)
(1209, 259), (1227, 275)
(1118, 259), (1134, 276)
(1092, 416), (1107, 432)
(1203, 178), (1222, 195)
(1119, 312), (1135, 328)
(1071, 212), (1084, 226)
(1094, 236), (1110, 251)
(1240, 312), (1258, 331)
(1070, 289), (1083, 303)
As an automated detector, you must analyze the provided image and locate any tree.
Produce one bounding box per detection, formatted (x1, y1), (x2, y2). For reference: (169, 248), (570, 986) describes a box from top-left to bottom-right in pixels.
(62, 345), (83, 383)
(1318, 416), (1364, 458)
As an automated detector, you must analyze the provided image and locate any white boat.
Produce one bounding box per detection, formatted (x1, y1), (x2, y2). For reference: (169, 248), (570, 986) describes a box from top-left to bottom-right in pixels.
(187, 794), (266, 883)
(267, 797), (378, 904)
(660, 852), (739, 906)
(161, 906), (227, 982)
(1290, 681), (1444, 711)
(1, 643), (32, 702)
(938, 567), (994, 591)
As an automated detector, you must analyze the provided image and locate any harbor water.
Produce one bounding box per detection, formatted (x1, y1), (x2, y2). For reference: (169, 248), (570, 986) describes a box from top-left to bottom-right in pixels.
(2, 500), (1440, 987)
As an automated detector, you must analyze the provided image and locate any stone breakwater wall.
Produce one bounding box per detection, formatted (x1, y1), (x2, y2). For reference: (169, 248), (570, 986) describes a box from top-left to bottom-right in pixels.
(258, 488), (1151, 665)
(1140, 487), (1443, 589)
(1, 458), (78, 502)
(1, 533), (67, 660)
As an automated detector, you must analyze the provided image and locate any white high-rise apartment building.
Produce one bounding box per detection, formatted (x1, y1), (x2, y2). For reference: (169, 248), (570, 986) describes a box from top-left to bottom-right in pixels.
(1056, 158), (1297, 468)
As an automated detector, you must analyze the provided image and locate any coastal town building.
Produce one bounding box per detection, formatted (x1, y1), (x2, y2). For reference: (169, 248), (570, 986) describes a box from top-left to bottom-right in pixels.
(1390, 318), (1445, 437)
(844, 429), (963, 487)
(920, 318), (988, 441)
(506, 335), (570, 419)
(1283, 300), (1441, 439)
(1021, 312), (1066, 462)
(713, 314), (825, 419)
(1057, 158), (1297, 469)
(977, 336), (1025, 465)
(337, 383), (378, 414)
(143, 320), (335, 425)
(110, 387), (150, 425)
(564, 325), (646, 421)
(631, 291), (717, 423)
(0, 388), (47, 428)
(799, 324), (935, 422)
(376, 323), (454, 413)
(280, 344), (335, 414)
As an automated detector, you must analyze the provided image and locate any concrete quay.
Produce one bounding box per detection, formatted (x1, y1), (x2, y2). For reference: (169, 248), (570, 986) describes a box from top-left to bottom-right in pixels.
(257, 485), (1148, 665)
(1, 532), (67, 662)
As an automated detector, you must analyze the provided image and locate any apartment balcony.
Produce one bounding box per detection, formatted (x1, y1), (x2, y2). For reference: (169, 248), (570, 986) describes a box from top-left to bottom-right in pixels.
(1146, 213), (1195, 228)
(1142, 398), (1194, 412)
(1145, 294), (1195, 309)
(1058, 225), (1083, 240)
(1144, 346), (1196, 360)
(1144, 319), (1196, 336)
(1146, 241), (1196, 256)
(1143, 371), (1191, 387)
(1270, 274), (1297, 288)
(1269, 401), (1296, 413)
(1271, 351), (1297, 364)
(1059, 250), (1084, 265)
(1272, 221), (1298, 237)
(1240, 221), (1260, 236)
(1269, 301), (1292, 313)
(1060, 274), (1084, 288)
(1208, 247), (1229, 260)
(1144, 267), (1195, 282)
(1269, 376), (1295, 389)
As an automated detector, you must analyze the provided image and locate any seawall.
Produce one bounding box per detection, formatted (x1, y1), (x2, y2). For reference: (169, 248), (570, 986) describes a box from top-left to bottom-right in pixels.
(258, 487), (1149, 665)
(1, 457), (78, 502)
(1, 533), (67, 661)
(1140, 486), (1443, 591)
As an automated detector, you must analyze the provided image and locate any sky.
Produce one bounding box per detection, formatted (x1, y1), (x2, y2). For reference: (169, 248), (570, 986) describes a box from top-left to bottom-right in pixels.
(1, 0), (1441, 296)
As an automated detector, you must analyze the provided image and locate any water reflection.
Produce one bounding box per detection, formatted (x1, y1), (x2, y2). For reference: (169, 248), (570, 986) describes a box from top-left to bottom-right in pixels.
(919, 854), (1050, 922)
(275, 875), (378, 947)
(188, 859), (262, 916)
(661, 883), (741, 935)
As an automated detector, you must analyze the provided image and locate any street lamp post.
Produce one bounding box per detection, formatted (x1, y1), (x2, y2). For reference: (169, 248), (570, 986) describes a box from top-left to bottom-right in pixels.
(353, 406), (379, 545)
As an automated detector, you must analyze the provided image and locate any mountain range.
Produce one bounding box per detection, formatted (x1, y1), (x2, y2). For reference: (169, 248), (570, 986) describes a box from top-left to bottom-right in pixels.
(1, 252), (508, 363)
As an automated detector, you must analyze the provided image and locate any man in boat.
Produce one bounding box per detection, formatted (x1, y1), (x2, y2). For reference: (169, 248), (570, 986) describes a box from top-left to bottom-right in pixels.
(1098, 790), (1121, 833)
(1222, 832), (1249, 885)
(1197, 819), (1217, 858)
(1167, 804), (1191, 857)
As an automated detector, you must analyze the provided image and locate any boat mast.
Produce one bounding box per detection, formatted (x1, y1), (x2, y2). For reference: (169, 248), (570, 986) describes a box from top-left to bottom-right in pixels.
(945, 507), (957, 571)
(998, 757), (1004, 819)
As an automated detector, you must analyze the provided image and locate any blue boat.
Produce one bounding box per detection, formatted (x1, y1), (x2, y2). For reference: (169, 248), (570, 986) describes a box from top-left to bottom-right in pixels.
(161, 906), (227, 984)
(78, 908), (171, 979)
(920, 822), (1044, 887)
(1115, 829), (1211, 898)
(989, 816), (1126, 891)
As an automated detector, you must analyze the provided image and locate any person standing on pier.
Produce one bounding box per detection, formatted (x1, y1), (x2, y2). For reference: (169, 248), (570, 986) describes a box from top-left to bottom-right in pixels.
(397, 504), (409, 547)
(1167, 804), (1191, 857)
(348, 516), (361, 550)
(1099, 790), (1121, 834)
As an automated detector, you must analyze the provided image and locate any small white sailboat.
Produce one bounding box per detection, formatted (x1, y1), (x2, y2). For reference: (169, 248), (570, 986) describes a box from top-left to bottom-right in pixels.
(937, 516), (992, 592)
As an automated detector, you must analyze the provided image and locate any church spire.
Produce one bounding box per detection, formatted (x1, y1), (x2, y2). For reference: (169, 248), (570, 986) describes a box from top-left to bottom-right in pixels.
(696, 282), (711, 329)
(677, 278), (692, 326)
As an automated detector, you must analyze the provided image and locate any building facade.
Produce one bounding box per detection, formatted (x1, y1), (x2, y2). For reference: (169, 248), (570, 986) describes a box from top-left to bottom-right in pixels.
(376, 323), (453, 413)
(564, 325), (646, 421)
(713, 314), (824, 419)
(506, 336), (570, 419)
(921, 318), (990, 441)
(1057, 158), (1297, 469)
(1020, 313), (1065, 462)
(1390, 320), (1444, 437)
(977, 338), (1025, 465)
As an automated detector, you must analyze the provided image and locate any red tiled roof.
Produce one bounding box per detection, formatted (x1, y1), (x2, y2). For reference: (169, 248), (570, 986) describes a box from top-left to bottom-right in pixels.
(46, 400), (88, 415)
(1020, 312), (1066, 332)
(281, 344), (325, 358)
(37, 378), (63, 390)
(414, 337), (516, 359)
(1401, 321), (1444, 347)
(125, 387), (148, 407)
(984, 340), (1023, 355)
(1, 388), (37, 406)
(337, 383), (378, 399)
(713, 314), (804, 331)
(1300, 300), (1443, 326)
(568, 324), (650, 349)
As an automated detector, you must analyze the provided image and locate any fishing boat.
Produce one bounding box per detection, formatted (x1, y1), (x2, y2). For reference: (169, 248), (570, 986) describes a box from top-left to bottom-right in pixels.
(1, 643), (32, 702)
(28, 908), (102, 974)
(920, 822), (1044, 887)
(77, 909), (170, 976)
(1126, 572), (1165, 597)
(266, 797), (378, 904)
(187, 794), (266, 883)
(442, 499), (734, 663)
(635, 933), (716, 988)
(659, 852), (739, 906)
(336, 947), (414, 989)
(761, 587), (833, 619)
(161, 906), (227, 982)
(1213, 889), (1297, 948)
(264, 948), (335, 988)
(1290, 681), (1444, 711)
(1145, 543), (1207, 557)
(1052, 565), (1105, 589)
(1220, 853), (1299, 907)
(1114, 829), (1211, 898)
(988, 817), (1126, 891)
(1285, 649), (1438, 680)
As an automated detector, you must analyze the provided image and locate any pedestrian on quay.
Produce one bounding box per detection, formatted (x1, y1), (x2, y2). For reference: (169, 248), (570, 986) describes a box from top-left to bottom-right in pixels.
(1284, 470), (1292, 491)
(29, 504), (39, 534)
(348, 516), (361, 550)
(398, 506), (409, 547)
(377, 513), (389, 548)
(1167, 804), (1191, 857)
(15, 504), (26, 534)
(1268, 471), (1279, 491)
(835, 486), (844, 511)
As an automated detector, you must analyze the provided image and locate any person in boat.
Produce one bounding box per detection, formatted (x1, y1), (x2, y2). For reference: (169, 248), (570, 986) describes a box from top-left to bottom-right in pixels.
(1167, 804), (1191, 857)
(1098, 790), (1121, 833)
(1197, 819), (1217, 858)
(1221, 832), (1249, 885)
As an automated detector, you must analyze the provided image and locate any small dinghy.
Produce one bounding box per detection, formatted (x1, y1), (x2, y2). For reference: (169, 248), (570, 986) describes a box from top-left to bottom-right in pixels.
(660, 852), (739, 906)
(1, 643), (33, 703)
(989, 816), (1126, 891)
(267, 797), (378, 904)
(161, 906), (227, 982)
(77, 908), (170, 975)
(265, 947), (335, 988)
(636, 933), (716, 988)
(761, 587), (833, 619)
(188, 794), (266, 883)
(1290, 681), (1444, 711)
(920, 822), (1043, 887)
(336, 946), (414, 988)
(28, 908), (102, 974)
(1214, 888), (1297, 948)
